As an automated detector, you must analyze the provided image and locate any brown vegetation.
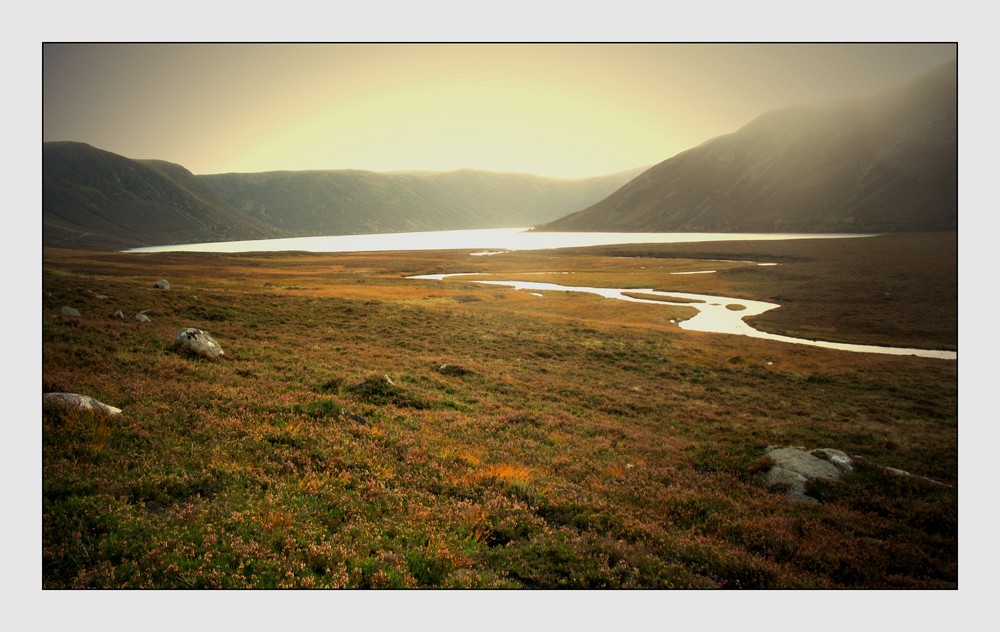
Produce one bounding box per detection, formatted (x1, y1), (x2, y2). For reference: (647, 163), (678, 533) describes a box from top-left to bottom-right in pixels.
(42, 232), (957, 588)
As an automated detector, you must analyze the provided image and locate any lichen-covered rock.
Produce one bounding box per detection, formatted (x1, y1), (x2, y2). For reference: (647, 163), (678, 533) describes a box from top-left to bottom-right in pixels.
(154, 279), (170, 289)
(44, 392), (122, 415)
(173, 327), (224, 359)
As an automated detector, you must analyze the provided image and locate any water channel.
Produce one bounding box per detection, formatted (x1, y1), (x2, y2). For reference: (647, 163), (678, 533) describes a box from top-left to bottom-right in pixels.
(410, 273), (957, 360)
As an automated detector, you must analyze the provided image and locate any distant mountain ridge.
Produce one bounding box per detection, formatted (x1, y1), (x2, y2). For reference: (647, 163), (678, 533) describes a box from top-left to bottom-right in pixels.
(43, 141), (645, 250)
(199, 167), (645, 237)
(540, 60), (957, 233)
(43, 142), (284, 249)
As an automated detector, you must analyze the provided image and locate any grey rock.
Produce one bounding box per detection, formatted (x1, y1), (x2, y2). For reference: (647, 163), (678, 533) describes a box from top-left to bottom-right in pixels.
(760, 446), (846, 502)
(111, 310), (125, 319)
(811, 448), (854, 472)
(882, 465), (952, 488)
(135, 313), (151, 322)
(154, 279), (170, 289)
(173, 327), (224, 359)
(767, 447), (842, 481)
(44, 392), (122, 416)
(60, 306), (81, 317)
(763, 466), (810, 495)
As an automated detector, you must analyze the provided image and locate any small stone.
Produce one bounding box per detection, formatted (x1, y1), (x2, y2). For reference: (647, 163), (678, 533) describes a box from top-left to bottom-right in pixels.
(60, 306), (81, 317)
(135, 313), (151, 322)
(154, 279), (170, 289)
(111, 310), (125, 319)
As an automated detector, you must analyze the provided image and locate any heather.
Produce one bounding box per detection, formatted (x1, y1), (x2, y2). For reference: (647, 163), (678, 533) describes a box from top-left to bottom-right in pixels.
(42, 234), (957, 589)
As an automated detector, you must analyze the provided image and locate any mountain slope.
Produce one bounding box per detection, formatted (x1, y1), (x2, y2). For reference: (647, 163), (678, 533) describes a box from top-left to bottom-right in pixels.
(198, 167), (645, 237)
(541, 60), (957, 233)
(43, 142), (284, 249)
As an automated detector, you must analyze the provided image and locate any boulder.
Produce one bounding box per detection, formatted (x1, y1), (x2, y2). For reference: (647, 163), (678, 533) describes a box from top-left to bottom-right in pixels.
(44, 392), (122, 416)
(154, 279), (170, 289)
(761, 446), (844, 502)
(135, 312), (151, 322)
(173, 327), (224, 359)
(60, 306), (80, 317)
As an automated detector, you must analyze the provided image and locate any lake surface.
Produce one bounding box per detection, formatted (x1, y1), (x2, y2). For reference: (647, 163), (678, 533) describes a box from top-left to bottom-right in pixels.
(411, 273), (958, 360)
(126, 227), (954, 359)
(124, 227), (872, 254)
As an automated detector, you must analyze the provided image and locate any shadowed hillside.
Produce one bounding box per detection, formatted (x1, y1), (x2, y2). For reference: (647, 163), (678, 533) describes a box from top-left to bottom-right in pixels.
(541, 60), (956, 233)
(198, 167), (645, 236)
(43, 142), (284, 250)
(43, 141), (645, 250)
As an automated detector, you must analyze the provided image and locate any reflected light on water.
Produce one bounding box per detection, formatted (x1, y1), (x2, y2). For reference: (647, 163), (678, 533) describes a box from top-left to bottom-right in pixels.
(410, 274), (957, 360)
(125, 227), (872, 254)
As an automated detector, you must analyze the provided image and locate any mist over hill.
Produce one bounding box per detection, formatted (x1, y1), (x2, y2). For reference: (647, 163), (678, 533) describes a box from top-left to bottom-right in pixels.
(198, 167), (644, 237)
(540, 60), (957, 233)
(44, 60), (956, 250)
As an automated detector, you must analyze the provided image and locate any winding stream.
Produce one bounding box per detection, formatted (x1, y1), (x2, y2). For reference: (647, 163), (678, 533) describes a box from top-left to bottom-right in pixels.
(409, 274), (957, 360)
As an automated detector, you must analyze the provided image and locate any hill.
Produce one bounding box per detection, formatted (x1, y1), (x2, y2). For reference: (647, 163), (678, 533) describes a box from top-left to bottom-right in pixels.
(43, 142), (284, 250)
(540, 60), (957, 233)
(198, 167), (645, 236)
(43, 141), (645, 250)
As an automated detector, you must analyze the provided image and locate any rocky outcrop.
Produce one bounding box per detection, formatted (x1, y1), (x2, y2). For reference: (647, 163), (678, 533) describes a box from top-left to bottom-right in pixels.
(172, 327), (224, 359)
(760, 446), (853, 503)
(760, 445), (952, 502)
(44, 392), (122, 415)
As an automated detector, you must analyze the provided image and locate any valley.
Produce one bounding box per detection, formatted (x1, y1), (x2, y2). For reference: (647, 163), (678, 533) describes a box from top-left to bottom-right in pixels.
(41, 232), (957, 588)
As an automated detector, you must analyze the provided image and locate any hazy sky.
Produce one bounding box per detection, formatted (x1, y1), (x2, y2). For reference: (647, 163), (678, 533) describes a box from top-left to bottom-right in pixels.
(43, 43), (956, 178)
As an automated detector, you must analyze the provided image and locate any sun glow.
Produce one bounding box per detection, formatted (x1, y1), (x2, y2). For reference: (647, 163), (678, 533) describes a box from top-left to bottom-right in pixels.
(43, 43), (957, 178)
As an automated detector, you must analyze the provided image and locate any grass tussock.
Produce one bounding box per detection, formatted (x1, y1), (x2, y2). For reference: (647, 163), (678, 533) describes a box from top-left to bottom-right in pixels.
(42, 235), (956, 589)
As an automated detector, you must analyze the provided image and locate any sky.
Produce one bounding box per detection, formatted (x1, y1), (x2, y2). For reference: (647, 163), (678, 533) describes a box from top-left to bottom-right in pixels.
(43, 43), (956, 179)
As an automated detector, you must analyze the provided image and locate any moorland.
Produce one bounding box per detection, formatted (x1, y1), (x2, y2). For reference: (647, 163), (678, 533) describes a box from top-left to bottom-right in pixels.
(42, 231), (957, 588)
